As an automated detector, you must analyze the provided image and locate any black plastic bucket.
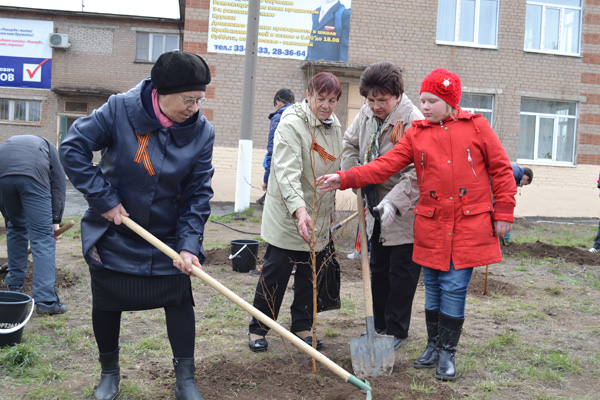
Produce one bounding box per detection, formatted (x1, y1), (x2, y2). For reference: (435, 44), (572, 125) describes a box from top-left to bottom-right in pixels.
(229, 239), (259, 272)
(0, 291), (34, 347)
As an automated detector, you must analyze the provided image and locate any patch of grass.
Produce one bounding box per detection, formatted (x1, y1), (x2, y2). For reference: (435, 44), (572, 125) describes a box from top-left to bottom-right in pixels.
(22, 387), (74, 400)
(125, 334), (170, 357)
(338, 294), (361, 317)
(543, 286), (562, 295)
(474, 379), (499, 394)
(200, 295), (247, 335)
(0, 342), (41, 373)
(117, 380), (156, 399)
(204, 240), (230, 250)
(522, 349), (582, 383)
(514, 222), (596, 248)
(483, 329), (519, 350)
(409, 377), (437, 394)
(28, 363), (66, 382)
(37, 316), (68, 331)
(548, 267), (561, 275)
(513, 265), (529, 272)
(322, 327), (340, 338)
(210, 208), (257, 223)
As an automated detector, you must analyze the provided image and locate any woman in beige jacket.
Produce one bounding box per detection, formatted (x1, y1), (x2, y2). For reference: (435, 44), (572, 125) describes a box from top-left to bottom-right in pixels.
(248, 72), (343, 352)
(341, 61), (423, 349)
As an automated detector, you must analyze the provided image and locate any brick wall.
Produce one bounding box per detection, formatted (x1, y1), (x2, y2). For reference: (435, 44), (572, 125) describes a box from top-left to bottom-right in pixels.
(1, 3), (600, 217)
(189, 0), (600, 216)
(0, 9), (178, 146)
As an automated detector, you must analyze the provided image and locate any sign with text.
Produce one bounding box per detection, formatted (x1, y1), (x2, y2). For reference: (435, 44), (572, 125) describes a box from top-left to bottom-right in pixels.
(208, 0), (352, 62)
(0, 18), (53, 89)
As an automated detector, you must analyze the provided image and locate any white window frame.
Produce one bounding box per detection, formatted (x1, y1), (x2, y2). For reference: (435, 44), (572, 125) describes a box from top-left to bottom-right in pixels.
(518, 99), (578, 166)
(524, 0), (582, 56)
(459, 93), (494, 126)
(436, 0), (499, 49)
(135, 31), (180, 62)
(0, 98), (42, 125)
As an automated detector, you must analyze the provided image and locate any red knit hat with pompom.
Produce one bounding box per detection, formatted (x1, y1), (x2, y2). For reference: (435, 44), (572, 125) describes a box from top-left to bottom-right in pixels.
(420, 68), (462, 108)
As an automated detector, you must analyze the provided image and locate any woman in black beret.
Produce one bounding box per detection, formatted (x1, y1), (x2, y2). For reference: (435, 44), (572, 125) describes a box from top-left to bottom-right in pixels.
(60, 51), (213, 400)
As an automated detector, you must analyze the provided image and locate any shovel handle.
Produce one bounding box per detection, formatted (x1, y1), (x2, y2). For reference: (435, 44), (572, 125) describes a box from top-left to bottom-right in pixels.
(356, 189), (374, 319)
(119, 216), (356, 384)
(55, 220), (76, 237)
(330, 211), (358, 233)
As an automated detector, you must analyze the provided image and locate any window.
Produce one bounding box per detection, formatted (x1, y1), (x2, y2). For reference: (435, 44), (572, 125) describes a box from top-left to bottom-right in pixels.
(0, 98), (41, 124)
(65, 102), (88, 113)
(459, 94), (494, 126)
(518, 98), (577, 164)
(136, 32), (180, 62)
(436, 0), (499, 47)
(524, 0), (581, 55)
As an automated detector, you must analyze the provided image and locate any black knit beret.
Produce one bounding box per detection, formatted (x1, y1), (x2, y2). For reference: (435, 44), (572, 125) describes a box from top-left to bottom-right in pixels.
(151, 51), (211, 94)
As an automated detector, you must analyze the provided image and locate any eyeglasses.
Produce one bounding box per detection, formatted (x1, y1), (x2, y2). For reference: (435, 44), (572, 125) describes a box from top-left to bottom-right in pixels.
(366, 97), (395, 108)
(177, 95), (206, 107)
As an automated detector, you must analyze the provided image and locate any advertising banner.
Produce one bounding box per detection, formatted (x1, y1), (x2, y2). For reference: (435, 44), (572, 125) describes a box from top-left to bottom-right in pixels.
(208, 0), (351, 62)
(0, 18), (53, 89)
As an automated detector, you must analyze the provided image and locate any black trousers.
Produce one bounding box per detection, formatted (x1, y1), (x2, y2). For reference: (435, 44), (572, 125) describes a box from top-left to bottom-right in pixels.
(92, 294), (196, 358)
(370, 221), (422, 339)
(249, 244), (325, 337)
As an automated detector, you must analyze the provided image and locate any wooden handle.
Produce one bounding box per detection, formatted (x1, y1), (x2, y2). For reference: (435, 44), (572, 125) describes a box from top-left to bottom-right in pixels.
(119, 215), (352, 382)
(54, 220), (75, 237)
(330, 211), (358, 233)
(356, 189), (374, 319)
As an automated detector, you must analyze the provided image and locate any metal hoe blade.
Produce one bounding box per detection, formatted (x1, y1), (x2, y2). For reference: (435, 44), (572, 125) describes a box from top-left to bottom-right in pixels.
(350, 316), (395, 378)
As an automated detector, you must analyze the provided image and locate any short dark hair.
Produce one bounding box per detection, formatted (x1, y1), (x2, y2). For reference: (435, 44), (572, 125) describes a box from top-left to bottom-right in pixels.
(359, 62), (404, 98)
(273, 89), (295, 106)
(523, 167), (533, 183)
(307, 72), (342, 100)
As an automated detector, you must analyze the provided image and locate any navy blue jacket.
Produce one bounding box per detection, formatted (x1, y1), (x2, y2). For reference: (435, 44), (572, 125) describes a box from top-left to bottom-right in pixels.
(306, 2), (351, 62)
(263, 103), (291, 185)
(512, 163), (524, 186)
(60, 78), (214, 276)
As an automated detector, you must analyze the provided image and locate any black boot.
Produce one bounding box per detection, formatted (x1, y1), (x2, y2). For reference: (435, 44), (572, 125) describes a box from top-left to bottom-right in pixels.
(173, 358), (204, 400)
(435, 313), (464, 381)
(95, 348), (120, 400)
(413, 309), (439, 369)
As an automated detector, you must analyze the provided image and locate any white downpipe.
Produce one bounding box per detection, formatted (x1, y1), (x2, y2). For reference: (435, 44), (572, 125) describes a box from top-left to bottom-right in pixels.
(234, 139), (253, 213)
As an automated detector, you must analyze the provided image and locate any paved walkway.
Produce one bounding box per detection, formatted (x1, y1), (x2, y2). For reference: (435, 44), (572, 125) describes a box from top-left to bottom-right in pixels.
(65, 181), (596, 224)
(65, 180), (247, 218)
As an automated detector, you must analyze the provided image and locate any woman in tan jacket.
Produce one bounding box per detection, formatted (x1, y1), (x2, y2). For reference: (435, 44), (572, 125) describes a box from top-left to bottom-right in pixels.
(341, 62), (423, 349)
(248, 72), (343, 352)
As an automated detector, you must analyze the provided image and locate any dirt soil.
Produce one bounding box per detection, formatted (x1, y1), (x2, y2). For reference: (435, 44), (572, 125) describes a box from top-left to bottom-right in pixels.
(0, 217), (599, 400)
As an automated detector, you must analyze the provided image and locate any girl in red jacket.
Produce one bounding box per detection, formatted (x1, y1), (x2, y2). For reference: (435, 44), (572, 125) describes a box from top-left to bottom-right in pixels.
(318, 68), (517, 381)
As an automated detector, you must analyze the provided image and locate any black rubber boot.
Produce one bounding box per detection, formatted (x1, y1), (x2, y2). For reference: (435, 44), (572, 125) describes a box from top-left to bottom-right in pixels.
(413, 309), (439, 369)
(173, 358), (205, 400)
(95, 348), (120, 400)
(434, 313), (464, 381)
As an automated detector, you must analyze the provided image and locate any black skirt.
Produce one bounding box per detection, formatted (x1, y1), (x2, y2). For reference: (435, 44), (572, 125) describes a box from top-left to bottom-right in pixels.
(90, 267), (194, 312)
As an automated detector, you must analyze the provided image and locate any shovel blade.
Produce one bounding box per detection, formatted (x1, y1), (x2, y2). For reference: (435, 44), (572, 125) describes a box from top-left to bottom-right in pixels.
(350, 334), (395, 378)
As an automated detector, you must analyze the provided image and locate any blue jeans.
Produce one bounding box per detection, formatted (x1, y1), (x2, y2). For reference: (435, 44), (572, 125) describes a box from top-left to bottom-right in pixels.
(0, 176), (58, 303)
(593, 221), (600, 250)
(422, 261), (473, 318)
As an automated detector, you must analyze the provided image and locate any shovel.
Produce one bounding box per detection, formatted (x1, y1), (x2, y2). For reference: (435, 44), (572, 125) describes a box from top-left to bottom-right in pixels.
(119, 216), (373, 400)
(350, 189), (395, 378)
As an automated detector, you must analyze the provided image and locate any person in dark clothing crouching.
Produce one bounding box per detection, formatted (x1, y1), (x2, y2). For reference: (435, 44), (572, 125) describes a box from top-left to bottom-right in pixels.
(0, 135), (67, 314)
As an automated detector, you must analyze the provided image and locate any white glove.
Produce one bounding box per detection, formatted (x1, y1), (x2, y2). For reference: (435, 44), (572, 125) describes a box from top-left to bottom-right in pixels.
(374, 199), (396, 228)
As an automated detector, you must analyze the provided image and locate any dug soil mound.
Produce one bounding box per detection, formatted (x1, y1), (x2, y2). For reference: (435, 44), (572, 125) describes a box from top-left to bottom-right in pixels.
(502, 240), (599, 265)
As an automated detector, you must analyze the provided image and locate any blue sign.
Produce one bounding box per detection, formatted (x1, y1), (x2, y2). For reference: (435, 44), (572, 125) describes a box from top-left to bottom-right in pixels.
(0, 56), (52, 89)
